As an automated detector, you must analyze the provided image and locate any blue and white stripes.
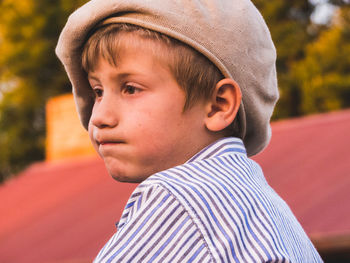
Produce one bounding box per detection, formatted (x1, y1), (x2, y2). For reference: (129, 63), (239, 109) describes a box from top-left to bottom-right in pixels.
(94, 137), (322, 262)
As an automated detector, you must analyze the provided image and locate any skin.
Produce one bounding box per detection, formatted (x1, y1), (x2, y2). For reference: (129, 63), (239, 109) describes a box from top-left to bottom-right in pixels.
(87, 35), (241, 183)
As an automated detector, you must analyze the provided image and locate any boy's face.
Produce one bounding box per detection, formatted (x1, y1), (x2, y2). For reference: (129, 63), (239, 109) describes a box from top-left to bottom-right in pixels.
(87, 36), (215, 183)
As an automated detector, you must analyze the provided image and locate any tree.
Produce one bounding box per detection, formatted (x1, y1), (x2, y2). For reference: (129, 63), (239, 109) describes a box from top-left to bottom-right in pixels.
(253, 0), (350, 118)
(293, 6), (350, 114)
(0, 0), (88, 182)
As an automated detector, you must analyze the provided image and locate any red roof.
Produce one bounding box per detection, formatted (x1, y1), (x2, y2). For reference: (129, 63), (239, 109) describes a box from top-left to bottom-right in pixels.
(253, 109), (350, 238)
(1, 109), (350, 262)
(0, 157), (136, 263)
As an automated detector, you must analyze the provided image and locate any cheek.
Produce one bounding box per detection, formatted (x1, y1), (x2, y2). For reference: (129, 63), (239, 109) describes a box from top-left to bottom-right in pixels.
(127, 111), (179, 155)
(132, 109), (182, 139)
(137, 116), (186, 156)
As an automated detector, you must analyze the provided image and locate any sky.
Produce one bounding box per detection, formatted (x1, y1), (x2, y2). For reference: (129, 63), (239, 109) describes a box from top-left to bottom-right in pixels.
(310, 0), (339, 24)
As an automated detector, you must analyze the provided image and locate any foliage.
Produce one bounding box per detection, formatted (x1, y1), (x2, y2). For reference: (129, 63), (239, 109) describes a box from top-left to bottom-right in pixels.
(254, 0), (350, 118)
(293, 6), (350, 114)
(329, 0), (350, 6)
(0, 0), (88, 182)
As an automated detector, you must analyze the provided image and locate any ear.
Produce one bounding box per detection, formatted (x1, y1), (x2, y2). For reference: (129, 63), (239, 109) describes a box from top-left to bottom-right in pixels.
(205, 78), (242, 132)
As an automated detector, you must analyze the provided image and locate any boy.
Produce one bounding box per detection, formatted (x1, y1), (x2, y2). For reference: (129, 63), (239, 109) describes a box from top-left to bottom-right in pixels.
(56, 0), (323, 262)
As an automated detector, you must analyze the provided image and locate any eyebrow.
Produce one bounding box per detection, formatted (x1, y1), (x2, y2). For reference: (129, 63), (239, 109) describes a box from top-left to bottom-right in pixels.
(87, 75), (100, 82)
(88, 72), (143, 83)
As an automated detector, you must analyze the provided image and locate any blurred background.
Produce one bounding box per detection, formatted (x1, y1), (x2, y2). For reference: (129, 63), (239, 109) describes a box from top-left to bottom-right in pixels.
(0, 0), (350, 262)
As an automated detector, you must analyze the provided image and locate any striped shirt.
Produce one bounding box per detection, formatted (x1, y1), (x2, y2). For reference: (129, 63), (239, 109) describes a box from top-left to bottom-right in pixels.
(94, 137), (323, 262)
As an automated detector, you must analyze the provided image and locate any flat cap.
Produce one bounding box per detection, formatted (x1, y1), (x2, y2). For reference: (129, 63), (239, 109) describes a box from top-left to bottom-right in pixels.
(56, 0), (279, 156)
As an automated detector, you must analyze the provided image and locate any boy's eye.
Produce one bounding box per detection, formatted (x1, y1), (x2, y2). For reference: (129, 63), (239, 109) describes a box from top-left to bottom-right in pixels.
(93, 88), (103, 98)
(123, 84), (140, 95)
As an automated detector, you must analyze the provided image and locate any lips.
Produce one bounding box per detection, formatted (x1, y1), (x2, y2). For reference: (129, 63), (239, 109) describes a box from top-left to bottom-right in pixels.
(98, 140), (124, 146)
(93, 132), (126, 149)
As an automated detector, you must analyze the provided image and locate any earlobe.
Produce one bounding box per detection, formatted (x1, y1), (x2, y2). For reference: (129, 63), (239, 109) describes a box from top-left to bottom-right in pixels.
(205, 78), (241, 132)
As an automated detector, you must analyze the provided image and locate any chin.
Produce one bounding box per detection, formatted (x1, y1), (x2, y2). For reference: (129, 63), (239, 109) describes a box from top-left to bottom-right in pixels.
(111, 175), (143, 183)
(107, 169), (148, 184)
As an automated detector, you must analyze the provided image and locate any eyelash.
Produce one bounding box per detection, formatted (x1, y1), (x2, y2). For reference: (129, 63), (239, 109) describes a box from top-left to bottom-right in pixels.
(92, 84), (141, 99)
(93, 87), (103, 98)
(122, 84), (141, 95)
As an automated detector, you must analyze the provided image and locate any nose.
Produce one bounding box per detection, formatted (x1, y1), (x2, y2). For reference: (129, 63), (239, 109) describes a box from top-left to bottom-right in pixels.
(90, 96), (119, 129)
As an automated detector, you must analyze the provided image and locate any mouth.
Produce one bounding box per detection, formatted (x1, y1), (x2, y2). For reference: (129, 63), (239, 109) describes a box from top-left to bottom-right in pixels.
(97, 140), (125, 146)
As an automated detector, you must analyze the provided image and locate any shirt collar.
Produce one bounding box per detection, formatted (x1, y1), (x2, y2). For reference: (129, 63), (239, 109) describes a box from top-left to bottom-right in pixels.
(186, 137), (247, 163)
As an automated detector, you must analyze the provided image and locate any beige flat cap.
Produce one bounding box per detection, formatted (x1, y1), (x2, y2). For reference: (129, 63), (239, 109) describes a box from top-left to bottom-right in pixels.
(56, 0), (279, 156)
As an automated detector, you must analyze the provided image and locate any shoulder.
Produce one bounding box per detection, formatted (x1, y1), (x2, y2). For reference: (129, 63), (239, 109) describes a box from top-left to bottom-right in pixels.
(144, 153), (261, 215)
(98, 181), (213, 263)
(143, 157), (323, 263)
